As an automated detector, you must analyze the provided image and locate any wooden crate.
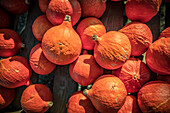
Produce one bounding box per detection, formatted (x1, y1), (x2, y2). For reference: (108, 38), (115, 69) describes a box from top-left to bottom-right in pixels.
(0, 0), (170, 113)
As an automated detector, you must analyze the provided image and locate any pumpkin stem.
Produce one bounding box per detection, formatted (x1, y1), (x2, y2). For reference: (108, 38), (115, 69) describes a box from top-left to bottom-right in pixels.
(21, 43), (25, 48)
(102, 0), (107, 2)
(48, 101), (53, 107)
(64, 15), (71, 22)
(83, 89), (89, 96)
(25, 0), (30, 4)
(92, 35), (99, 41)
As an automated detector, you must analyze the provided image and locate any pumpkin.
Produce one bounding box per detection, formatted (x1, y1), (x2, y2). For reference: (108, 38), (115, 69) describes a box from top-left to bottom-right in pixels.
(0, 0), (30, 15)
(42, 15), (82, 65)
(69, 50), (103, 86)
(119, 21), (153, 56)
(29, 43), (56, 75)
(0, 56), (32, 88)
(125, 0), (162, 23)
(113, 58), (150, 93)
(0, 8), (11, 28)
(32, 15), (53, 42)
(0, 29), (25, 57)
(38, 0), (50, 13)
(158, 27), (170, 39)
(146, 38), (170, 75)
(138, 80), (170, 113)
(0, 86), (15, 109)
(66, 91), (99, 113)
(21, 84), (53, 113)
(83, 74), (127, 113)
(79, 0), (107, 18)
(76, 17), (106, 50)
(117, 95), (141, 113)
(157, 74), (170, 83)
(93, 31), (131, 70)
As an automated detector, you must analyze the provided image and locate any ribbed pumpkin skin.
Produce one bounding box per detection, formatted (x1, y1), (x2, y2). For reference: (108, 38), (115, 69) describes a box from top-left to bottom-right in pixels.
(158, 27), (170, 39)
(0, 86), (15, 109)
(119, 22), (153, 56)
(0, 0), (30, 15)
(32, 15), (53, 42)
(79, 0), (106, 18)
(83, 75), (127, 113)
(93, 31), (131, 70)
(113, 58), (150, 93)
(21, 84), (53, 113)
(138, 81), (170, 113)
(76, 17), (106, 50)
(67, 91), (99, 113)
(69, 52), (103, 86)
(0, 56), (32, 88)
(0, 8), (11, 28)
(42, 16), (82, 65)
(0, 29), (23, 57)
(29, 43), (56, 75)
(118, 95), (141, 113)
(125, 0), (162, 23)
(38, 0), (50, 13)
(146, 38), (170, 75)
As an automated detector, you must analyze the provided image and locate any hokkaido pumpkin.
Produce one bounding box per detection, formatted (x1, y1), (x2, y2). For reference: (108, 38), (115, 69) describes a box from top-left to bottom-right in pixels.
(146, 38), (170, 75)
(32, 15), (53, 42)
(83, 74), (127, 113)
(21, 84), (53, 113)
(29, 43), (56, 75)
(125, 0), (162, 23)
(158, 27), (170, 39)
(0, 86), (15, 109)
(119, 21), (153, 56)
(76, 17), (106, 50)
(79, 0), (107, 18)
(0, 29), (24, 57)
(38, 0), (50, 13)
(113, 58), (150, 93)
(138, 80), (170, 113)
(93, 31), (131, 70)
(67, 91), (99, 113)
(42, 15), (82, 65)
(0, 56), (32, 88)
(0, 8), (11, 28)
(69, 50), (103, 86)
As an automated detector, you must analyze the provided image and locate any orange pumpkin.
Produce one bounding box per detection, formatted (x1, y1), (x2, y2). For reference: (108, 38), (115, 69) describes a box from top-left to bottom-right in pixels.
(0, 56), (32, 88)
(29, 43), (56, 75)
(21, 84), (53, 113)
(93, 31), (131, 70)
(158, 27), (170, 39)
(83, 74), (127, 113)
(0, 8), (11, 28)
(42, 15), (82, 65)
(119, 21), (153, 56)
(76, 17), (106, 50)
(38, 0), (50, 13)
(32, 15), (53, 42)
(67, 91), (99, 113)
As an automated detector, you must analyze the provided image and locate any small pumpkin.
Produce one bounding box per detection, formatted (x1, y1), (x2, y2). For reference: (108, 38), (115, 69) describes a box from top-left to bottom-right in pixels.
(32, 15), (53, 42)
(93, 31), (131, 70)
(29, 43), (56, 75)
(69, 50), (103, 86)
(79, 0), (107, 18)
(146, 38), (170, 75)
(76, 17), (106, 50)
(38, 0), (51, 13)
(0, 29), (24, 57)
(0, 56), (32, 88)
(42, 15), (82, 65)
(0, 86), (15, 109)
(158, 27), (170, 39)
(0, 8), (11, 28)
(83, 74), (127, 113)
(125, 0), (162, 23)
(138, 80), (170, 113)
(67, 91), (99, 113)
(119, 21), (153, 56)
(21, 84), (53, 113)
(113, 58), (150, 93)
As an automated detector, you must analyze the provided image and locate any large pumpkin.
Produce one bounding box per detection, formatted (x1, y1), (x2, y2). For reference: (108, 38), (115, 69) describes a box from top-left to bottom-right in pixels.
(158, 27), (170, 39)
(38, 0), (50, 13)
(42, 15), (82, 65)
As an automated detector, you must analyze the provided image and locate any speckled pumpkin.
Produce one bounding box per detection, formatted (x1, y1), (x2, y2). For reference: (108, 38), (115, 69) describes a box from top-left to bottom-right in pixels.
(158, 27), (170, 39)
(0, 56), (32, 88)
(42, 15), (82, 65)
(93, 31), (131, 70)
(83, 74), (127, 113)
(21, 84), (53, 113)
(76, 17), (106, 50)
(119, 21), (153, 56)
(0, 8), (11, 28)
(38, 0), (50, 13)
(67, 91), (99, 113)
(29, 43), (56, 75)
